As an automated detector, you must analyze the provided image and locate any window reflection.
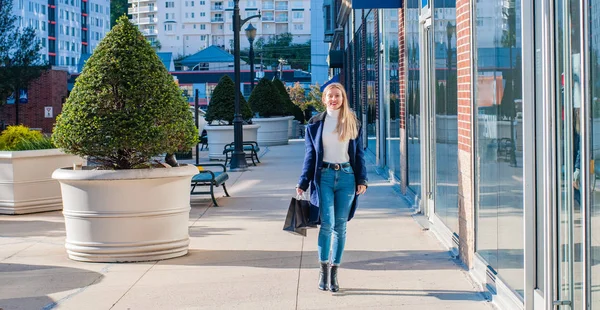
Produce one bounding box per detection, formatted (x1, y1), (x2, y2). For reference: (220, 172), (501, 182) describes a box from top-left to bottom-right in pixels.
(474, 0), (524, 297)
(383, 9), (401, 178)
(366, 11), (377, 155)
(434, 0), (459, 234)
(589, 0), (600, 306)
(406, 0), (421, 195)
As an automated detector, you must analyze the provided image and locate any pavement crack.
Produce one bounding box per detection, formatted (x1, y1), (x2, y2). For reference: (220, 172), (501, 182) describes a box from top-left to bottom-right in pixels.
(109, 261), (159, 309)
(295, 237), (304, 310)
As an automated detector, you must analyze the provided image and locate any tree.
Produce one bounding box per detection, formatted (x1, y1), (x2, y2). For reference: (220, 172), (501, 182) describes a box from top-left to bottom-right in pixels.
(204, 75), (252, 125)
(52, 17), (198, 169)
(306, 84), (325, 112)
(110, 0), (129, 27)
(273, 78), (303, 122)
(0, 0), (49, 124)
(248, 78), (284, 117)
(288, 82), (307, 109)
(245, 33), (311, 71)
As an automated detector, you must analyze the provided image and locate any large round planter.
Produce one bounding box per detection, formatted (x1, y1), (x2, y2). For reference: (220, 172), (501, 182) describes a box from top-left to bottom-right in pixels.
(52, 164), (198, 262)
(288, 119), (300, 139)
(253, 116), (294, 146)
(0, 149), (85, 215)
(204, 124), (260, 160)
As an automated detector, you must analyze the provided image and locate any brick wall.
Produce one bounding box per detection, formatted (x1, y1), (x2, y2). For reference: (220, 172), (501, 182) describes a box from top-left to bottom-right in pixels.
(0, 69), (68, 134)
(456, 0), (474, 269)
(398, 8), (408, 193)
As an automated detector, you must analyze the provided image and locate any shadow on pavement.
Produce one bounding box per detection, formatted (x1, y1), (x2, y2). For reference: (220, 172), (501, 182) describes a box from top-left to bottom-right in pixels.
(165, 249), (460, 271)
(0, 263), (104, 310)
(333, 288), (487, 301)
(0, 219), (65, 238)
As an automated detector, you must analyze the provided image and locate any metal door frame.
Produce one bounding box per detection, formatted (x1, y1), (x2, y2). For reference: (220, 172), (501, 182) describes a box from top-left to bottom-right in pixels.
(419, 16), (435, 219)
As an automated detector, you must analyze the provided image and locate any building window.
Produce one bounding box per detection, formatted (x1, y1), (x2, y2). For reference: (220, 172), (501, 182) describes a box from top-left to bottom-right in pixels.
(200, 24), (205, 30)
(166, 2), (175, 8)
(293, 12), (303, 19)
(293, 24), (303, 30)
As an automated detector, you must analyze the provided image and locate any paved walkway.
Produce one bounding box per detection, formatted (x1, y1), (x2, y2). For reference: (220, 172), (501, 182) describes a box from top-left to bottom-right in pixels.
(0, 140), (494, 310)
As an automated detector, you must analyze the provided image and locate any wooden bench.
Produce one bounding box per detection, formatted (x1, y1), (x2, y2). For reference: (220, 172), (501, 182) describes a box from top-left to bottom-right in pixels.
(190, 163), (230, 207)
(223, 141), (260, 166)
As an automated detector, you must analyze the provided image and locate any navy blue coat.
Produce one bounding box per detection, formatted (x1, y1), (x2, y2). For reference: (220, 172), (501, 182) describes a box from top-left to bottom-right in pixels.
(297, 112), (368, 221)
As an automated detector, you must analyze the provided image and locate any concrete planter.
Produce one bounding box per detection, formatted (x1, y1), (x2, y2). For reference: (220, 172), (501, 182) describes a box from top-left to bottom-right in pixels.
(0, 149), (85, 215)
(288, 120), (300, 139)
(52, 164), (198, 262)
(253, 116), (294, 146)
(204, 124), (260, 160)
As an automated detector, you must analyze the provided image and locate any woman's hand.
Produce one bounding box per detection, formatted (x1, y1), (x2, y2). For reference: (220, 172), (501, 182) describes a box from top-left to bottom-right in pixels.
(296, 187), (305, 196)
(356, 185), (367, 195)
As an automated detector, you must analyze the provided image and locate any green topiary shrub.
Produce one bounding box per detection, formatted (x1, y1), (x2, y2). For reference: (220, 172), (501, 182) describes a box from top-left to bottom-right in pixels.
(204, 75), (253, 125)
(248, 78), (284, 117)
(0, 125), (54, 151)
(272, 79), (304, 123)
(52, 16), (198, 169)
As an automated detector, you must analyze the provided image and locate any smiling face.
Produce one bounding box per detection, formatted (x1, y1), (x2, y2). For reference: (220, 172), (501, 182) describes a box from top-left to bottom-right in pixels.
(324, 87), (344, 111)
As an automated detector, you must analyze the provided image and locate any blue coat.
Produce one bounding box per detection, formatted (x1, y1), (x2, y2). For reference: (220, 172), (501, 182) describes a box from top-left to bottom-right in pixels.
(297, 112), (368, 221)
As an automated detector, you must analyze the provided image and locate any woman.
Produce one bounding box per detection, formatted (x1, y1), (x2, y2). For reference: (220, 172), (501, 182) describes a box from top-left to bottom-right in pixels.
(296, 82), (368, 292)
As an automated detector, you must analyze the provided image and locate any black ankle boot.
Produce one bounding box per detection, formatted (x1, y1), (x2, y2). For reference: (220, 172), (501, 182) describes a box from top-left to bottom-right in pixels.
(329, 265), (339, 292)
(318, 262), (328, 291)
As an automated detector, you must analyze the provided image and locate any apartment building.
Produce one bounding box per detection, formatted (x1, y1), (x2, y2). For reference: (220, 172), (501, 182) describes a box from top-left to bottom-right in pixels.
(129, 0), (311, 58)
(10, 0), (111, 73)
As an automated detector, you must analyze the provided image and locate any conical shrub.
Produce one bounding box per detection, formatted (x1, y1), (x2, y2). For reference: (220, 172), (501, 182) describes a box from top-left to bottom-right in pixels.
(52, 16), (198, 169)
(248, 78), (284, 117)
(204, 75), (252, 125)
(272, 78), (303, 122)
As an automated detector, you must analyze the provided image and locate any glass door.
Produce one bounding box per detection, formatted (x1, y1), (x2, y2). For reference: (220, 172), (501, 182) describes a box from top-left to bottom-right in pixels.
(420, 19), (436, 218)
(554, 0), (583, 307)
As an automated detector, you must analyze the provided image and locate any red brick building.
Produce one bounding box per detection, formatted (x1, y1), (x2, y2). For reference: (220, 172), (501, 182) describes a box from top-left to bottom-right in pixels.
(0, 68), (69, 134)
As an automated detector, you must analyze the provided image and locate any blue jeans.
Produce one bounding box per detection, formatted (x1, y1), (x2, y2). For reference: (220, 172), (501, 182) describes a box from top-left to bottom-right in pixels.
(318, 163), (356, 265)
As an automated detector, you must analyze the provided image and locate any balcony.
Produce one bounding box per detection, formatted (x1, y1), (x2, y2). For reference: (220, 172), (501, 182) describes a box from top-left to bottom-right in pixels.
(211, 17), (224, 22)
(275, 5), (288, 11)
(131, 17), (157, 24)
(141, 28), (158, 36)
(275, 16), (288, 22)
(262, 1), (274, 9)
(129, 6), (157, 14)
(211, 5), (224, 10)
(262, 16), (274, 22)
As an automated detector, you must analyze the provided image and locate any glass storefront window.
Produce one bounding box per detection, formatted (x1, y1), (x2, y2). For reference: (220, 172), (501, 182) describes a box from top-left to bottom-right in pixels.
(366, 11), (377, 155)
(474, 0), (524, 297)
(406, 0), (421, 195)
(433, 0), (458, 234)
(382, 9), (401, 178)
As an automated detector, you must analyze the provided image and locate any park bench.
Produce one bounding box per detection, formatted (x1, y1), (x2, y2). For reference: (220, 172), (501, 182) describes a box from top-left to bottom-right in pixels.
(223, 141), (261, 166)
(190, 163), (230, 207)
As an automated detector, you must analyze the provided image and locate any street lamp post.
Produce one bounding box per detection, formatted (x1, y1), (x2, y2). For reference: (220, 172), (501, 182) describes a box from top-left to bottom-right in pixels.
(245, 23), (257, 91)
(230, 1), (260, 171)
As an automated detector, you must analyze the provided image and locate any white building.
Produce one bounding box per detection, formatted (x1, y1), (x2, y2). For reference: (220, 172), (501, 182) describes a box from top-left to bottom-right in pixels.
(310, 0), (328, 85)
(10, 0), (111, 73)
(129, 0), (311, 58)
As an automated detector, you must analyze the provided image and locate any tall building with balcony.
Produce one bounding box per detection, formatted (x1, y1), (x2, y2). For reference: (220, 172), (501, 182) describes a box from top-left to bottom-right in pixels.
(10, 0), (111, 73)
(129, 0), (311, 58)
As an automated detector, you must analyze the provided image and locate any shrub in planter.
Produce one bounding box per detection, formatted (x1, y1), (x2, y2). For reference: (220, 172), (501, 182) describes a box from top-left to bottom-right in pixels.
(248, 78), (284, 118)
(52, 16), (198, 169)
(0, 125), (54, 151)
(272, 79), (304, 123)
(204, 75), (253, 125)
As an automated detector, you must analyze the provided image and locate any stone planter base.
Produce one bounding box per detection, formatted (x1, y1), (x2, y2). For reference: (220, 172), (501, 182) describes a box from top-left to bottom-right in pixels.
(0, 149), (85, 215)
(253, 116), (294, 146)
(204, 124), (260, 160)
(52, 165), (198, 262)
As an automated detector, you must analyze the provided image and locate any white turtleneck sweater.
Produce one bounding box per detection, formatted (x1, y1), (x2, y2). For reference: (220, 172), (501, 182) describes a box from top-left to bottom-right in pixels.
(322, 108), (350, 164)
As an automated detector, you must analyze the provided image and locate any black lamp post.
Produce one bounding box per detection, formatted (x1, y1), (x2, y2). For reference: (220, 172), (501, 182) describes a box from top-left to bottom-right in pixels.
(230, 1), (260, 171)
(245, 23), (257, 91)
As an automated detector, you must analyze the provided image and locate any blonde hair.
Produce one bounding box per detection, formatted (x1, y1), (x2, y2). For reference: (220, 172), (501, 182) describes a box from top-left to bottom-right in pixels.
(322, 83), (358, 141)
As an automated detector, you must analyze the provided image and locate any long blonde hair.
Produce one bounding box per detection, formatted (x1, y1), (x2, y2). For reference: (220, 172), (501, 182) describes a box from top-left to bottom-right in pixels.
(322, 83), (358, 141)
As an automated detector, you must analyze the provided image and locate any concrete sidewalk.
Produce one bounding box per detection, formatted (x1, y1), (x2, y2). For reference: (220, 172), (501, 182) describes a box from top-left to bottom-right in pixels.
(0, 140), (494, 310)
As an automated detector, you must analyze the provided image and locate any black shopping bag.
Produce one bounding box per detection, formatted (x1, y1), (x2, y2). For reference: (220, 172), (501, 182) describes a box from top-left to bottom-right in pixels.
(283, 197), (317, 236)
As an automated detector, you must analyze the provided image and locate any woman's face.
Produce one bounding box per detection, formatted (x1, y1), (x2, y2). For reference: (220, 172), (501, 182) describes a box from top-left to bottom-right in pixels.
(324, 87), (343, 110)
